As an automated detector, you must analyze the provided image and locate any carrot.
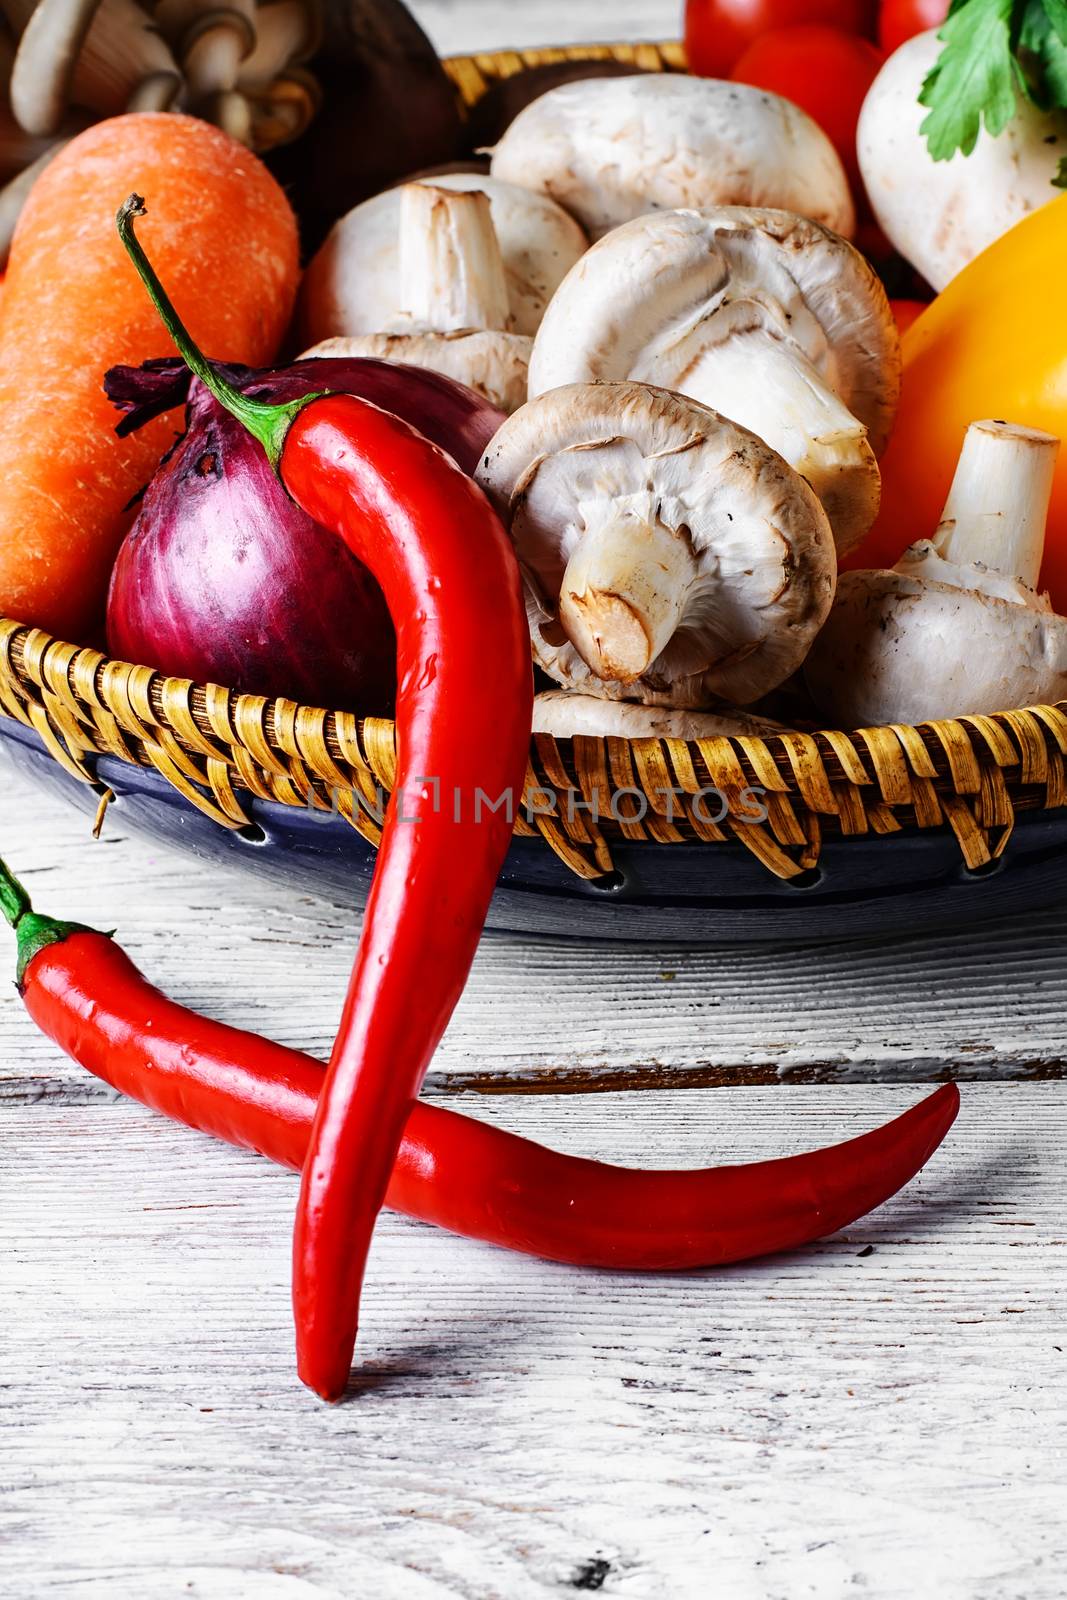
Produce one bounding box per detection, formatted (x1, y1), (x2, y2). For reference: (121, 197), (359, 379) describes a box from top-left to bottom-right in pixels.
(0, 113), (299, 642)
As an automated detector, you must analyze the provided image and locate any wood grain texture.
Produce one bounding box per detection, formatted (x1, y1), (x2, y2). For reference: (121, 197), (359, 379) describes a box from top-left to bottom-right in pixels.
(2, 6), (1065, 1596)
(412, 0), (679, 52)
(1, 1085), (1064, 1599)
(3, 769), (1066, 1096)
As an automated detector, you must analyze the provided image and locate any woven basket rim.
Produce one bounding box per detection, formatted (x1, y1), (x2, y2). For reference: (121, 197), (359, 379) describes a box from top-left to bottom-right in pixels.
(3, 609), (1064, 760)
(441, 38), (689, 106)
(3, 38), (1064, 882)
(3, 616), (1066, 883)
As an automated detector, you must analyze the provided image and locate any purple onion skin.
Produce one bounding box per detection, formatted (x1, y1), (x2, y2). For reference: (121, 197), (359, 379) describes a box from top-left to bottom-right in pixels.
(106, 358), (506, 714)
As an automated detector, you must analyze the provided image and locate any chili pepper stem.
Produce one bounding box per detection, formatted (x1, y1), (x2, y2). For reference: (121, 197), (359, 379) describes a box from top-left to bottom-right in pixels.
(115, 195), (323, 473)
(0, 855), (99, 988)
(0, 853), (31, 928)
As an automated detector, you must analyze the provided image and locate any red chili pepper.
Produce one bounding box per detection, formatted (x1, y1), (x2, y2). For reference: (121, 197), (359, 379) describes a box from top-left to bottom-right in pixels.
(1, 862), (960, 1275)
(118, 197), (534, 1398)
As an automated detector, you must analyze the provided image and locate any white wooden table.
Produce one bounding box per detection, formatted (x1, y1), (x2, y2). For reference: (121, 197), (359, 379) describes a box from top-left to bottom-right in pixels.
(3, 4), (1067, 1595)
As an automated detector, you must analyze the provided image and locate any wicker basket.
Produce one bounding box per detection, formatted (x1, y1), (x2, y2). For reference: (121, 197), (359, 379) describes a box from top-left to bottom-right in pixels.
(2, 39), (1066, 887)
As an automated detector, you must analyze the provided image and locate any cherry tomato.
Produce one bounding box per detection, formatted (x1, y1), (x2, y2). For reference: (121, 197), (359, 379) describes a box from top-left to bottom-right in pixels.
(889, 298), (928, 336)
(685, 0), (876, 80)
(878, 0), (948, 55)
(731, 26), (884, 188)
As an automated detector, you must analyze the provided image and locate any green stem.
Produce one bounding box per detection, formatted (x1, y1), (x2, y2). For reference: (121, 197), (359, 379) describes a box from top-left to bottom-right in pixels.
(116, 195), (320, 472)
(0, 855), (101, 988)
(0, 854), (31, 930)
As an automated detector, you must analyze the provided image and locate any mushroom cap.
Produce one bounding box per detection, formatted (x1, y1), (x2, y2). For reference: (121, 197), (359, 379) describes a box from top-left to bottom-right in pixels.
(298, 172), (588, 346)
(531, 690), (787, 739)
(527, 206), (895, 552)
(805, 566), (1067, 726)
(477, 381), (837, 708)
(528, 206), (900, 456)
(300, 331), (531, 415)
(11, 0), (181, 137)
(857, 32), (1065, 293)
(490, 74), (855, 242)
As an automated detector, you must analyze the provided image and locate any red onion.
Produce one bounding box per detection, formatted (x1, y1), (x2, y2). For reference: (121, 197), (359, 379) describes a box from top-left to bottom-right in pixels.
(105, 358), (505, 714)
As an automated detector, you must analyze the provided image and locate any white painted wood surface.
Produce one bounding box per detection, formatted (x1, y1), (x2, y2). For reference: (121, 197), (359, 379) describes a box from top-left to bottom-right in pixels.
(3, 768), (1067, 1096)
(4, 679), (1067, 1598)
(3, 1078), (1065, 1598)
(413, 0), (679, 52)
(2, 4), (1066, 1595)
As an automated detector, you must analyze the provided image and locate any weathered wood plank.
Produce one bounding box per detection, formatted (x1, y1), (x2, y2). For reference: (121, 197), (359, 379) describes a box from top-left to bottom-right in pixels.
(3, 768), (1067, 1098)
(3, 7), (1063, 1600)
(1, 1085), (1063, 1598)
(412, 0), (679, 52)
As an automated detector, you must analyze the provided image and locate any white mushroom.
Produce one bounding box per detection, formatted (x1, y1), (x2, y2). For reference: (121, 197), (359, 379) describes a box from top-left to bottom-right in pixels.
(477, 381), (836, 708)
(10, 0), (180, 136)
(305, 329), (530, 414)
(858, 31), (1066, 292)
(298, 171), (588, 345)
(195, 84), (252, 144)
(528, 207), (898, 554)
(243, 64), (320, 149)
(531, 690), (788, 740)
(300, 182), (533, 412)
(152, 0), (255, 99)
(490, 74), (855, 242)
(236, 0), (317, 90)
(0, 32), (80, 200)
(805, 420), (1067, 727)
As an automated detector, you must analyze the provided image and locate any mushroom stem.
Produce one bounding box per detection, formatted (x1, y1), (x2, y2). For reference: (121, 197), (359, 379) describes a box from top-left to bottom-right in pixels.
(126, 69), (182, 111)
(195, 86), (253, 145)
(237, 0), (317, 89)
(931, 420), (1059, 589)
(153, 0), (255, 96)
(247, 67), (320, 150)
(479, 381), (836, 707)
(182, 16), (254, 97)
(557, 507), (697, 682)
(397, 182), (511, 334)
(805, 418), (1067, 727)
(9, 0), (105, 135)
(11, 0), (181, 136)
(680, 327), (879, 551)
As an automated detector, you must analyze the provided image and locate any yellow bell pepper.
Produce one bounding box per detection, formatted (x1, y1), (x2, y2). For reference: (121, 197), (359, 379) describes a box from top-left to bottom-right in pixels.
(847, 194), (1067, 609)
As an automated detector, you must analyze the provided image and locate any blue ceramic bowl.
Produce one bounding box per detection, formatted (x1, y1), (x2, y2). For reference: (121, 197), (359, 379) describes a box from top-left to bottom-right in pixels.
(6, 711), (1067, 942)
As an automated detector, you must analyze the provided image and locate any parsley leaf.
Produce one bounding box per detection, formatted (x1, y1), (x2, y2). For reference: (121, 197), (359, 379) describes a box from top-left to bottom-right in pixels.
(919, 0), (1020, 160)
(919, 0), (1067, 179)
(1017, 0), (1067, 177)
(1041, 0), (1067, 43)
(1020, 0), (1067, 100)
